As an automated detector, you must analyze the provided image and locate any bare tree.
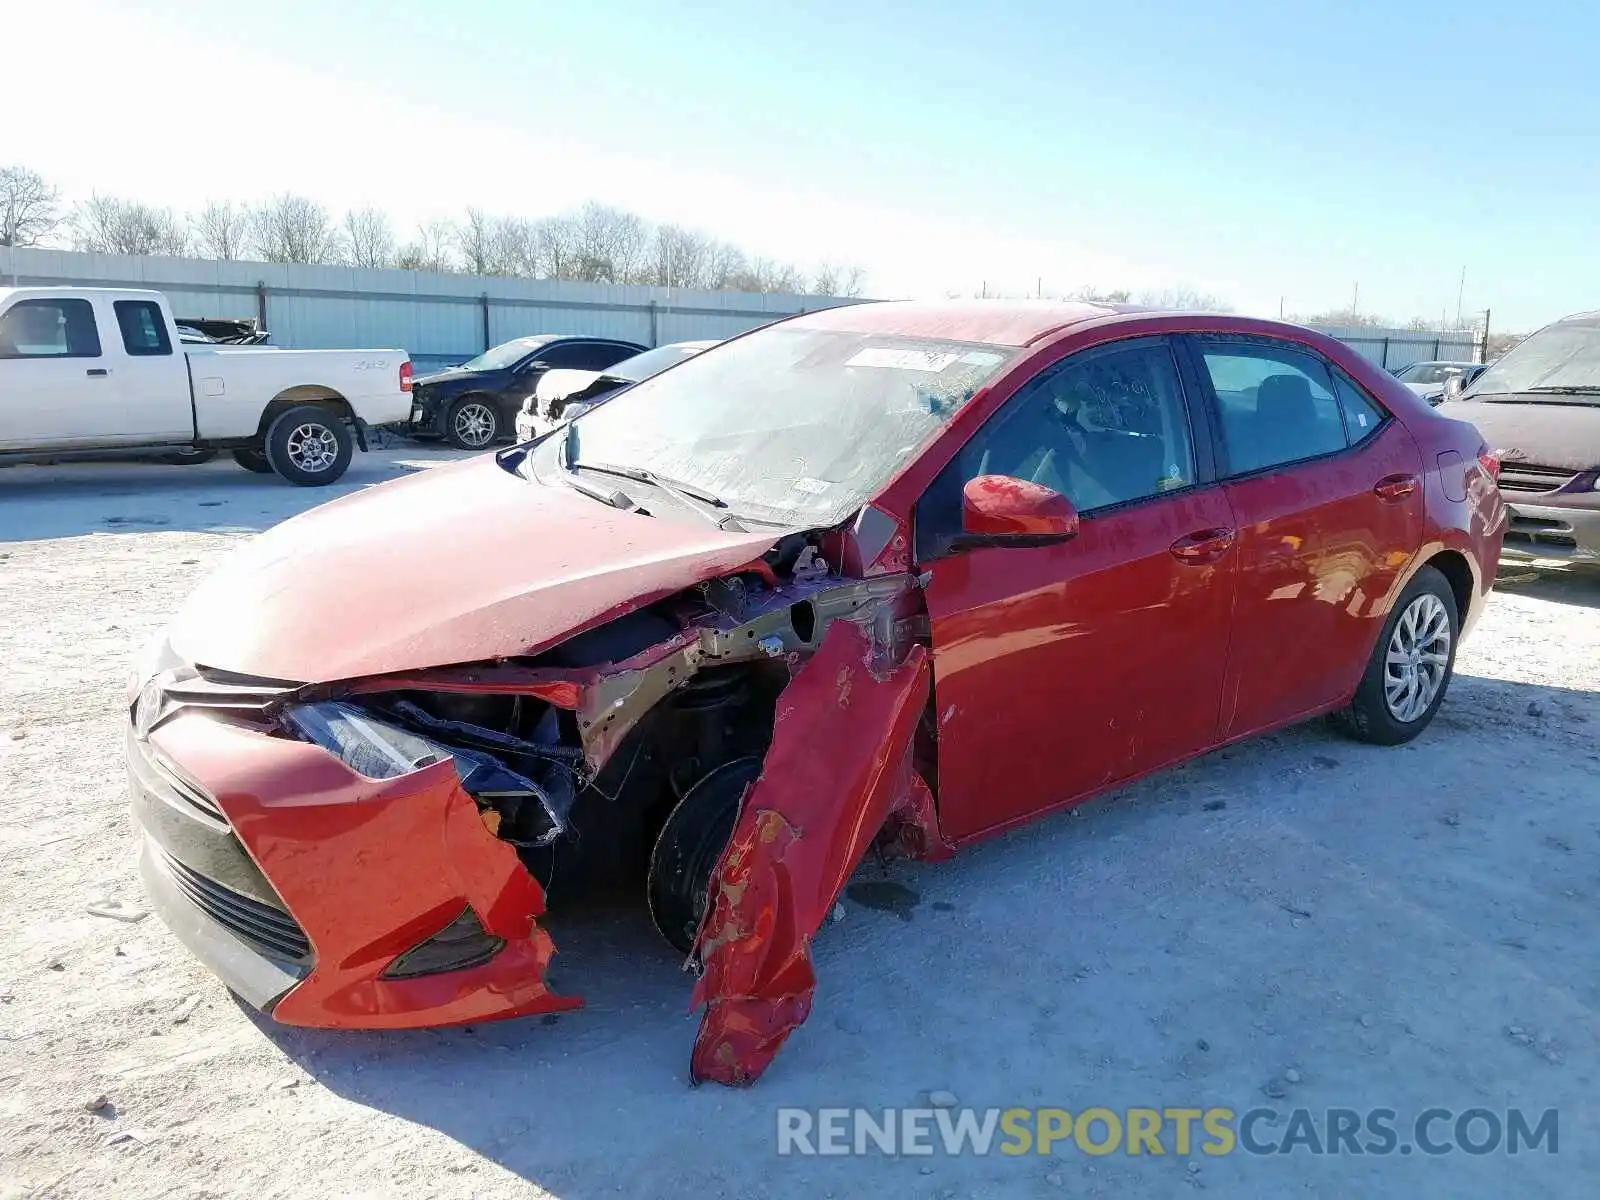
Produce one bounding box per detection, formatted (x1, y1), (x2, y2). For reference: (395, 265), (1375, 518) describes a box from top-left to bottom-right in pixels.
(0, 165), (62, 247)
(1065, 285), (1132, 304)
(811, 262), (865, 298)
(568, 202), (649, 283)
(455, 207), (504, 275)
(251, 194), (343, 265)
(1136, 287), (1232, 312)
(530, 214), (579, 279)
(343, 206), (395, 269)
(72, 195), (189, 256)
(394, 219), (456, 273)
(1294, 307), (1384, 328)
(191, 201), (251, 260)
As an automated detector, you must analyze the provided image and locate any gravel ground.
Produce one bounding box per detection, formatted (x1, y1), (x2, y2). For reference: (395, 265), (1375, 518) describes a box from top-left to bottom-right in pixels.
(2, 447), (1598, 1199)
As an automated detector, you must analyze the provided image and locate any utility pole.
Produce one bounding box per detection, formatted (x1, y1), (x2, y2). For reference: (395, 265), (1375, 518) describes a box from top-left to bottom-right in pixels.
(1455, 266), (1466, 328)
(1279, 296), (1285, 319)
(1481, 308), (1492, 362)
(1351, 282), (1360, 323)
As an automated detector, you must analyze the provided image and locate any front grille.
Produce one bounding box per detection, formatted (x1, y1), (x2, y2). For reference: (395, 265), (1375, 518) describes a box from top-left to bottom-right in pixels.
(1498, 463), (1578, 493)
(157, 849), (312, 963)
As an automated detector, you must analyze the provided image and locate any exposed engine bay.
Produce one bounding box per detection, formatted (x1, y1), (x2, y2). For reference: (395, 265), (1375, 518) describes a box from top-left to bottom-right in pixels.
(277, 528), (933, 963)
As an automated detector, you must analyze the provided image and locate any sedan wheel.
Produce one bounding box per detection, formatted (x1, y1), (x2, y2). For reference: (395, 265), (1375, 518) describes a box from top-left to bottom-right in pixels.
(1333, 564), (1459, 745)
(447, 398), (500, 450)
(1382, 593), (1451, 722)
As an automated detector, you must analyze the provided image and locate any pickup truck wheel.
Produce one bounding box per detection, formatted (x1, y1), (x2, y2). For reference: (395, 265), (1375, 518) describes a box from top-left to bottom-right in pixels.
(230, 448), (273, 474)
(446, 396), (501, 450)
(264, 405), (354, 486)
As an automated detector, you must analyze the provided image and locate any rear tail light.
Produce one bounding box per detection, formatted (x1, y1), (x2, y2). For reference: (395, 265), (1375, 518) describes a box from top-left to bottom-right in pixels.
(400, 361), (413, 393)
(1477, 445), (1501, 482)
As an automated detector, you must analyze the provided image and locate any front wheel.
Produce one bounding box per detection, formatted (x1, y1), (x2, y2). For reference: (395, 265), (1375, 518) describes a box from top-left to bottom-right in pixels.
(1332, 565), (1459, 745)
(263, 405), (354, 486)
(231, 447), (273, 474)
(445, 396), (501, 450)
(647, 758), (763, 955)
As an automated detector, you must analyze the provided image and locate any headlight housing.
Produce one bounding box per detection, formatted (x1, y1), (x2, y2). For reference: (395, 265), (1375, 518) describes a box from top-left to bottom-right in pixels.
(281, 702), (564, 844)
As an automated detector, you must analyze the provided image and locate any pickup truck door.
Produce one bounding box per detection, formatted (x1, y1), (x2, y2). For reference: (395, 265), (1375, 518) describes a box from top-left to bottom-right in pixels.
(0, 295), (120, 449)
(104, 297), (194, 439)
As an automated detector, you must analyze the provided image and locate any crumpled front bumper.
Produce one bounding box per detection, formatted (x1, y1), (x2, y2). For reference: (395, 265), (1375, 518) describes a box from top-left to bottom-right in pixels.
(130, 713), (579, 1029)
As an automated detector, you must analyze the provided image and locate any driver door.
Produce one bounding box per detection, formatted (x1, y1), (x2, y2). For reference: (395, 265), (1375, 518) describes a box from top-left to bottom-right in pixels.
(914, 336), (1238, 842)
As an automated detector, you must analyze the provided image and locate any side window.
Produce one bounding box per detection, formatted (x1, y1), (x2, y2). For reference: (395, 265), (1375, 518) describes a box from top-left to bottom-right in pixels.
(1197, 343), (1346, 474)
(0, 299), (102, 359)
(534, 342), (588, 370)
(1331, 370), (1387, 445)
(114, 300), (172, 357)
(577, 342), (638, 371)
(916, 340), (1196, 559)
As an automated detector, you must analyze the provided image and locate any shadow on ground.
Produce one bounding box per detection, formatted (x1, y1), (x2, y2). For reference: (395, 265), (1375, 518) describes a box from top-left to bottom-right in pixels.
(0, 443), (472, 542)
(243, 670), (1600, 1198)
(1495, 566), (1600, 609)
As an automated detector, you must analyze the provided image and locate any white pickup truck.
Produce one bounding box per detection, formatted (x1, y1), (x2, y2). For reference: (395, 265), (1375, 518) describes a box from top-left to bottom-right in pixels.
(0, 287), (412, 485)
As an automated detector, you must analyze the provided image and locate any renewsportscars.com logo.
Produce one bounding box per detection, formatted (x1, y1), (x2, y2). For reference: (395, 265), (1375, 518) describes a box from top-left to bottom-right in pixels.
(776, 1106), (1559, 1158)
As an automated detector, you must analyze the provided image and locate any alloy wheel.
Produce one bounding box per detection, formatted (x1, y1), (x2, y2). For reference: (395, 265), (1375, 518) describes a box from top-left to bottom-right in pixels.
(453, 402), (497, 448)
(1383, 592), (1451, 722)
(284, 423), (339, 474)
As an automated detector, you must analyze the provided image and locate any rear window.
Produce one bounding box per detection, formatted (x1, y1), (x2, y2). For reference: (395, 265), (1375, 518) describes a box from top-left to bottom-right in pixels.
(114, 300), (173, 356)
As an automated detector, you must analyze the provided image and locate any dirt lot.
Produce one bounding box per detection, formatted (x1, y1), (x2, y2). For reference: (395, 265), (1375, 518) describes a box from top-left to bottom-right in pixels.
(2, 447), (1598, 1199)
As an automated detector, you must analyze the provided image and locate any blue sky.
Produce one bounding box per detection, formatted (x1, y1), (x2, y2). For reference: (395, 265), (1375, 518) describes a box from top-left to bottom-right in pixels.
(11, 0), (1593, 330)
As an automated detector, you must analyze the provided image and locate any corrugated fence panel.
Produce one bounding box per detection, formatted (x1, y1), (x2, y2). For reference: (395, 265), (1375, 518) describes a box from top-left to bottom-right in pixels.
(0, 247), (857, 373)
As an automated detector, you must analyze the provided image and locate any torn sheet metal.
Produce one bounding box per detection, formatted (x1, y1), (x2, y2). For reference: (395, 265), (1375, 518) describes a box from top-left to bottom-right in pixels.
(688, 620), (932, 1086)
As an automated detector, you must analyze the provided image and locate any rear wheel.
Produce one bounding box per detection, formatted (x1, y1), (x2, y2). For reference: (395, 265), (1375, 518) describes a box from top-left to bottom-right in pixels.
(1332, 565), (1458, 745)
(231, 447), (273, 474)
(446, 396), (500, 450)
(647, 757), (763, 954)
(263, 405), (354, 486)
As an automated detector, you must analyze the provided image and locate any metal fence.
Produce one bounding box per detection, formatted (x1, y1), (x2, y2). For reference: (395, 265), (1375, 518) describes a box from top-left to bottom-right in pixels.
(0, 246), (859, 373)
(2, 247), (1484, 376)
(1310, 324), (1481, 371)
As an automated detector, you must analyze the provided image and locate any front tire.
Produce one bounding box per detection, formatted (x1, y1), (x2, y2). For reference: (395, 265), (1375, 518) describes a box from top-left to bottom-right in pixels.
(263, 405), (354, 486)
(647, 758), (763, 955)
(231, 447), (273, 474)
(445, 396), (501, 450)
(1333, 565), (1459, 745)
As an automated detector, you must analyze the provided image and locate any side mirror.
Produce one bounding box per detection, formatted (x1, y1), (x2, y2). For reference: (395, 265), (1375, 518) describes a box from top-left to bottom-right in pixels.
(959, 474), (1079, 546)
(1441, 374), (1465, 402)
(520, 359), (553, 373)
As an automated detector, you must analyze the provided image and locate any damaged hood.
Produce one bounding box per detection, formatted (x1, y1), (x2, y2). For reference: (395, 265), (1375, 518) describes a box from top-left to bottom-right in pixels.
(169, 454), (780, 683)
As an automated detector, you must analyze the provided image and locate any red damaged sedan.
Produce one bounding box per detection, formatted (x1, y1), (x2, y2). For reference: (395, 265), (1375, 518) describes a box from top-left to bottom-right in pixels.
(128, 301), (1506, 1085)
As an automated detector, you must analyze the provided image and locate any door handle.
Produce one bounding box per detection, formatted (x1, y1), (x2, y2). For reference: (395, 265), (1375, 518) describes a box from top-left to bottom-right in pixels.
(86, 368), (109, 377)
(1373, 473), (1419, 502)
(1170, 527), (1236, 564)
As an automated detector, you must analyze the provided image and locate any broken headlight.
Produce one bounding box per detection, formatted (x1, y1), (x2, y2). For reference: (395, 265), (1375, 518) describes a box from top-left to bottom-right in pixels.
(281, 702), (451, 779)
(281, 701), (565, 845)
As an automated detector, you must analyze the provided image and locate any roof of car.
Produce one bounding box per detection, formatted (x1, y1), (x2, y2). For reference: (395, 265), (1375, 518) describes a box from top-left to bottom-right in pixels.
(786, 299), (1154, 347)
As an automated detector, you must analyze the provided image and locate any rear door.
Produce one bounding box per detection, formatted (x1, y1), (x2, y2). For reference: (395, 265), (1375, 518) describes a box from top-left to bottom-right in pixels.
(109, 297), (192, 439)
(0, 295), (114, 448)
(917, 335), (1238, 842)
(1180, 335), (1424, 738)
